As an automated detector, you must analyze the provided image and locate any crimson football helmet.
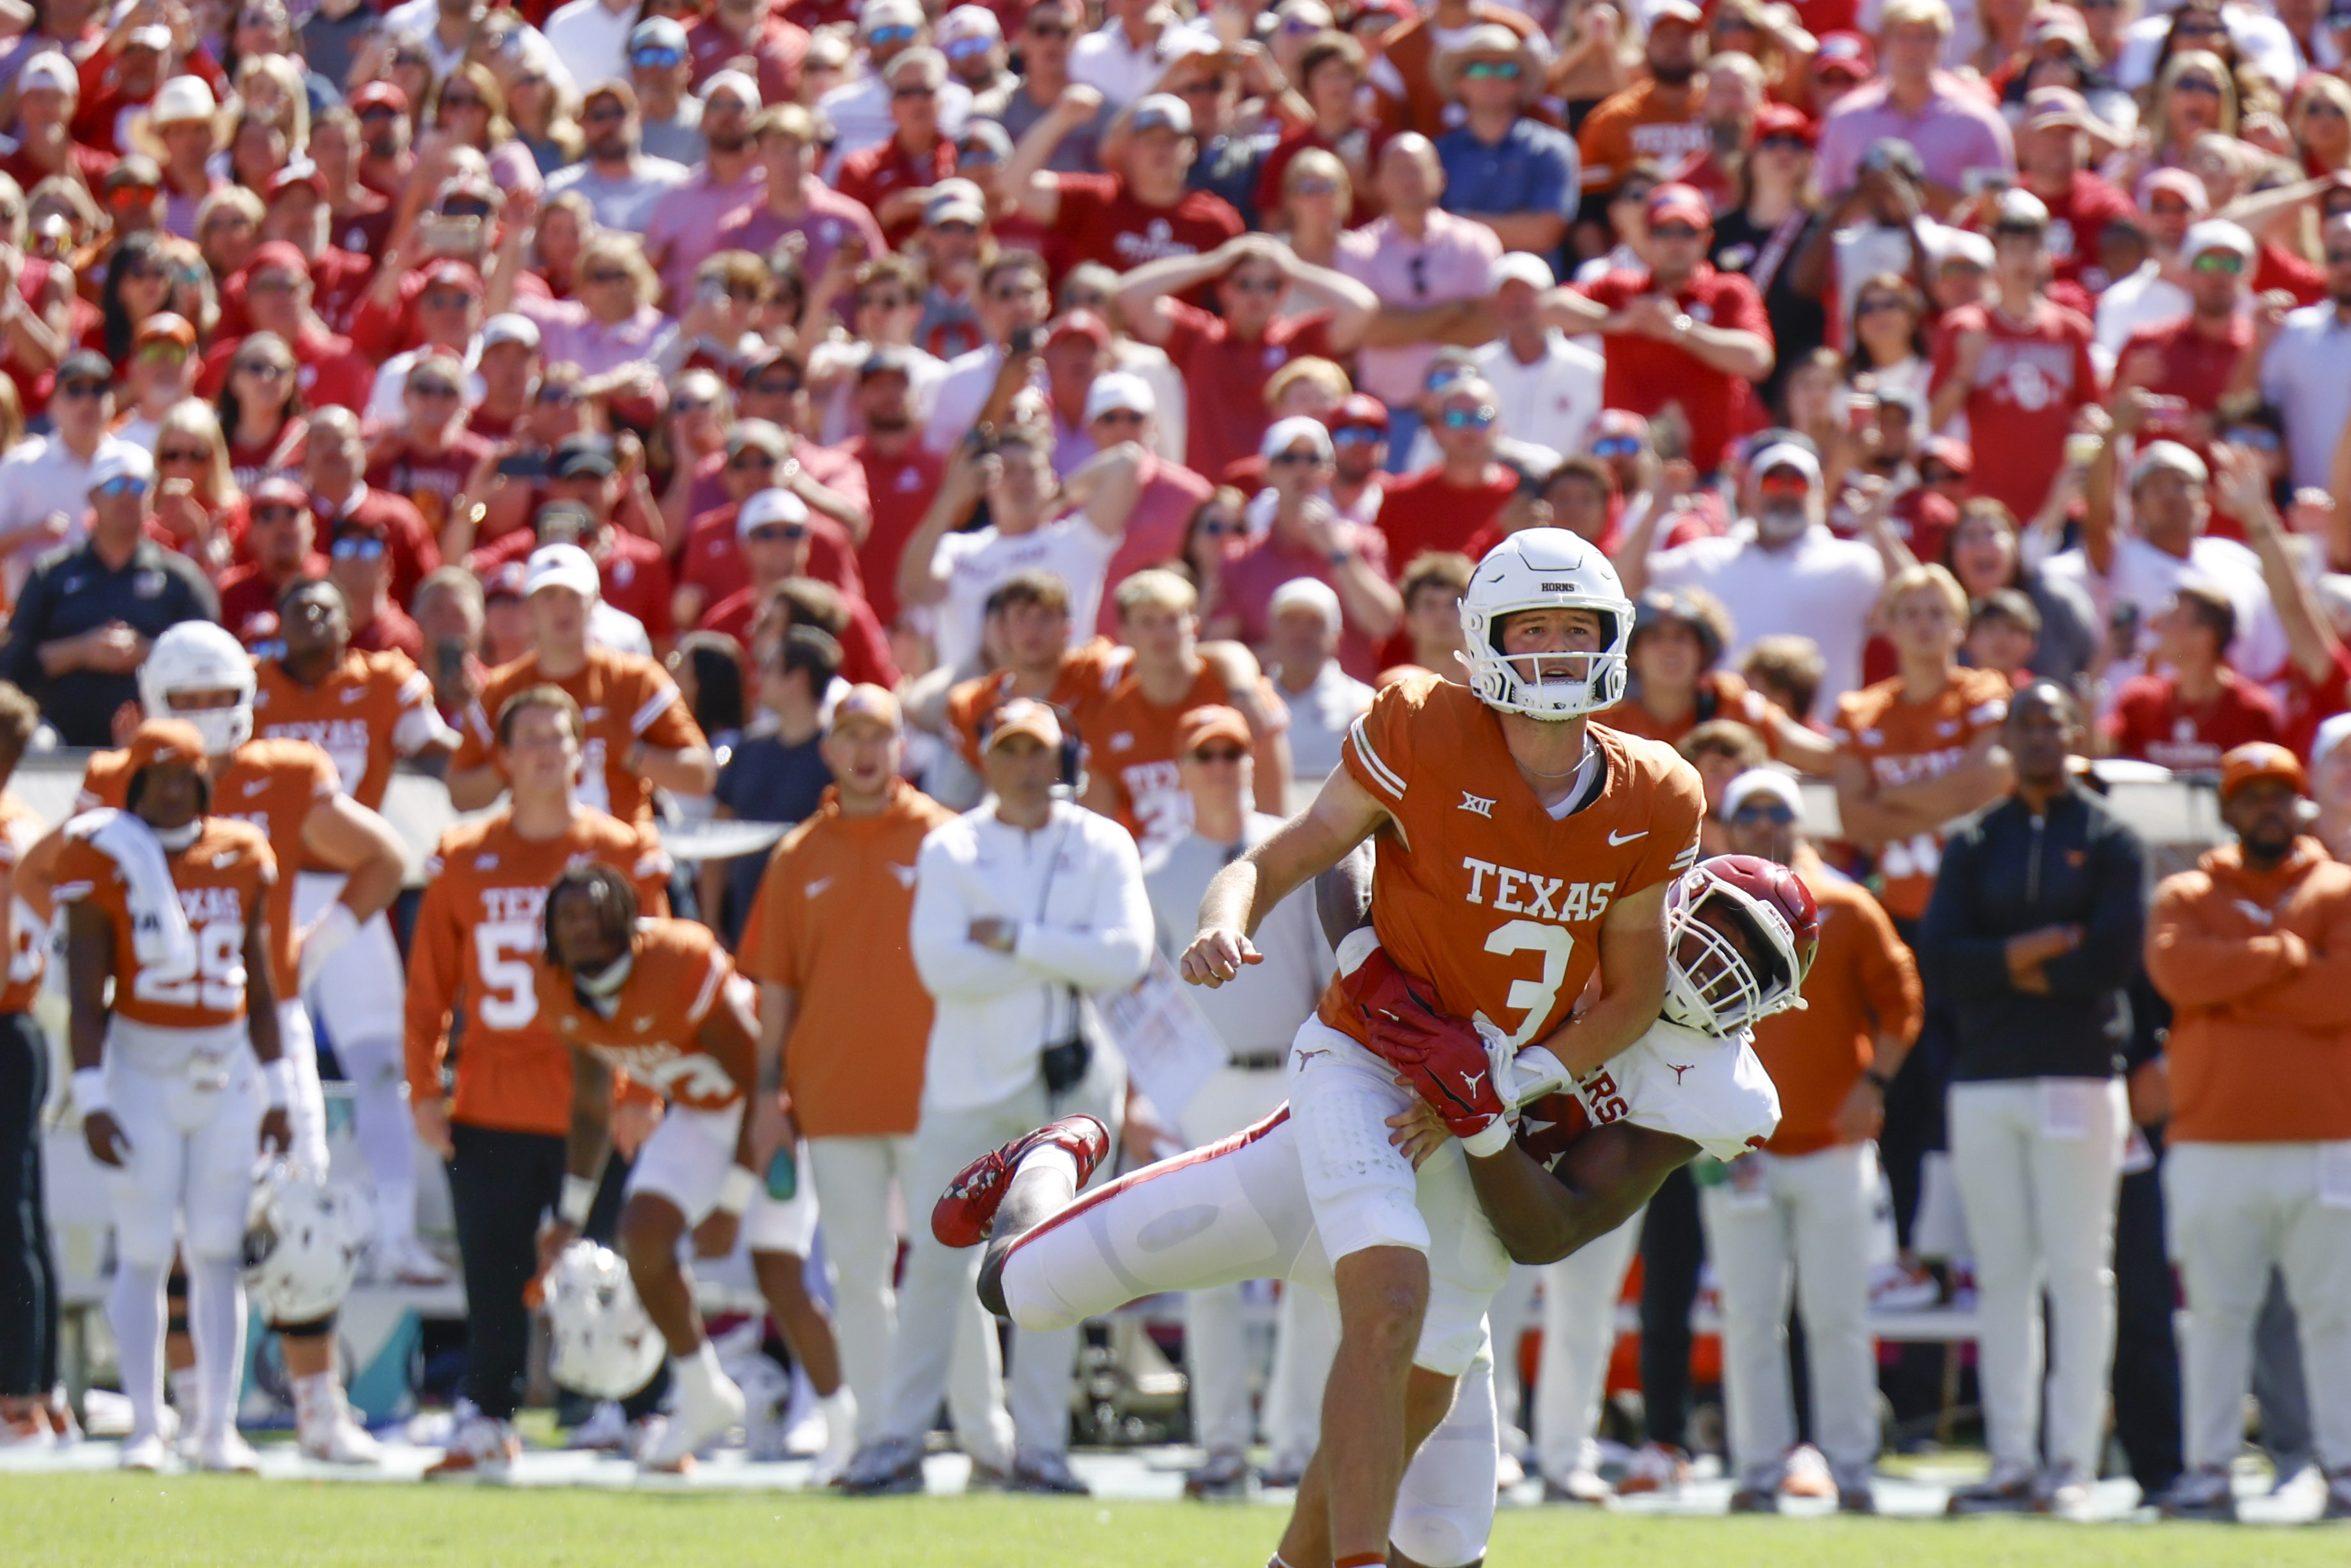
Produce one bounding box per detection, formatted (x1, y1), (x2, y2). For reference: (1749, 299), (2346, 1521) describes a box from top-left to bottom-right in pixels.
(1661, 854), (1820, 1036)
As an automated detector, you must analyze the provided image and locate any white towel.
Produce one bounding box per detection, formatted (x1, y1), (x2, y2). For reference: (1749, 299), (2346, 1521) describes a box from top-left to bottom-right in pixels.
(72, 808), (198, 975)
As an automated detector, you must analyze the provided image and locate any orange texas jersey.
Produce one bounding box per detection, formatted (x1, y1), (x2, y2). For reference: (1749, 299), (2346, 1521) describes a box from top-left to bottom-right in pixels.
(1091, 656), (1289, 853)
(404, 807), (673, 1138)
(253, 648), (448, 812)
(944, 637), (1124, 772)
(534, 917), (753, 1113)
(1317, 673), (1705, 1053)
(1831, 665), (2011, 922)
(52, 816), (275, 1029)
(0, 792), (45, 1013)
(79, 737), (334, 1002)
(451, 646), (706, 827)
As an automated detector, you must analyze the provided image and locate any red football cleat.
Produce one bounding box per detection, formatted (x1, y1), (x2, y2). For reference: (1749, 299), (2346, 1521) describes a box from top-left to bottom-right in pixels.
(931, 1115), (1111, 1248)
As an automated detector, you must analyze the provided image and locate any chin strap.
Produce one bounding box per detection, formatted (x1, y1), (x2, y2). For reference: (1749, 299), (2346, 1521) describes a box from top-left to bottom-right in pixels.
(571, 949), (635, 1018)
(151, 819), (202, 851)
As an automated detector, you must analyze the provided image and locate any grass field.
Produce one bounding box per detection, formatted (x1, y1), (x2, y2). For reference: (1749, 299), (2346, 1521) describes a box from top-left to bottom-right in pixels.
(9, 1475), (2347, 1568)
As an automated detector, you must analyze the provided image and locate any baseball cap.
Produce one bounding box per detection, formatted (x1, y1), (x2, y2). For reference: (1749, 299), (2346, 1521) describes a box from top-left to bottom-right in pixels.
(553, 434), (616, 479)
(2130, 439), (2208, 488)
(925, 177), (986, 226)
(1750, 440), (1821, 488)
(484, 561), (528, 602)
(135, 311), (196, 348)
(860, 344), (915, 380)
(985, 697), (1062, 752)
(1650, 0), (1703, 26)
(17, 52), (74, 94)
(1333, 392), (1389, 433)
(88, 444), (154, 491)
(938, 4), (1001, 48)
(1722, 767), (1804, 820)
(701, 70), (761, 109)
(1176, 704), (1251, 756)
(1646, 182), (1712, 230)
(1919, 435), (1974, 475)
(57, 348), (113, 388)
(483, 312), (541, 350)
(629, 15), (688, 52)
(1487, 251), (1555, 291)
(423, 260), (485, 296)
(1752, 101), (1816, 147)
(2219, 741), (2308, 802)
(883, 45), (947, 87)
(1045, 309), (1110, 350)
(1993, 187), (2050, 229)
(2023, 84), (2089, 132)
(2313, 711), (2351, 768)
(127, 718), (210, 775)
(1129, 93), (1192, 136)
(525, 543), (601, 598)
(2183, 217), (2256, 263)
(1269, 576), (1343, 635)
(1928, 226), (1996, 270)
(350, 81), (408, 116)
(2026, 7), (2091, 49)
(267, 158), (324, 198)
(2138, 167), (2211, 213)
(738, 486), (811, 538)
(247, 476), (308, 509)
(124, 22), (171, 50)
(1813, 30), (1875, 79)
(1261, 414), (1334, 462)
(958, 119), (1013, 163)
(247, 239), (309, 280)
(728, 418), (791, 457)
(860, 0), (924, 32)
(1084, 371), (1155, 422)
(832, 683), (903, 736)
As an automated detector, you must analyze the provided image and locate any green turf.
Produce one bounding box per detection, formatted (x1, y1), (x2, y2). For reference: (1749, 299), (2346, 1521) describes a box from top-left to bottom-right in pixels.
(8, 1475), (2346, 1568)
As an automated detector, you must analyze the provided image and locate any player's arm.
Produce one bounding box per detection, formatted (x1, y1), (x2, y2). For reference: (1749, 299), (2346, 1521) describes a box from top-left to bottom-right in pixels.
(64, 899), (129, 1167)
(243, 908), (292, 1156)
(1184, 765), (1386, 986)
(1874, 729), (2012, 821)
(296, 793), (408, 987)
(15, 821), (65, 917)
(540, 1045), (614, 1273)
(1466, 1120), (1698, 1266)
(1533, 879), (1669, 1077)
(695, 989), (766, 1257)
(444, 702), (506, 811)
(402, 871), (462, 1158)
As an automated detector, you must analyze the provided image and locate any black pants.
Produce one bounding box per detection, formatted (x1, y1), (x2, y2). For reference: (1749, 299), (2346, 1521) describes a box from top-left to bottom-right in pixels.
(449, 1122), (567, 1421)
(1884, 917), (1952, 1251)
(1638, 1164), (1703, 1450)
(0, 1012), (54, 1397)
(2110, 1156), (2183, 1494)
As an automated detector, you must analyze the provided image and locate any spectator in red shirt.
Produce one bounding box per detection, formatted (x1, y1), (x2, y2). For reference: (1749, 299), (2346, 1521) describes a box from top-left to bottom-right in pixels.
(72, 16), (171, 156)
(1112, 232), (1376, 483)
(2111, 219), (2253, 466)
(253, 162), (372, 332)
(2217, 444), (2351, 761)
(837, 48), (958, 248)
(1929, 189), (2102, 524)
(4, 52), (116, 198)
(1002, 87), (1245, 280)
(197, 240), (372, 411)
(842, 345), (944, 627)
(673, 417), (870, 627)
(2104, 582), (2283, 775)
(697, 487), (892, 684)
(2010, 87), (2136, 293)
(1079, 370), (1212, 635)
(326, 513), (425, 658)
(1553, 182), (1776, 472)
(304, 404), (442, 611)
(687, 0), (811, 109)
(366, 351), (497, 540)
(1375, 376), (1520, 565)
(469, 436), (677, 645)
(216, 476), (327, 648)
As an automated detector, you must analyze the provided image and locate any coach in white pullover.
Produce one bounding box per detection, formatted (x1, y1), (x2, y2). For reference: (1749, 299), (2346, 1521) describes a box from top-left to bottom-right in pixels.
(858, 697), (1151, 1497)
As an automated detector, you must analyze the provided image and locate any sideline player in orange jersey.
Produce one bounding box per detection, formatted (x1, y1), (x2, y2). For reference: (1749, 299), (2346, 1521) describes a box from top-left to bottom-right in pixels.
(444, 545), (716, 822)
(255, 578), (460, 1284)
(913, 570), (1122, 791)
(538, 867), (849, 1475)
(0, 682), (61, 1450)
(25, 621), (410, 1467)
(405, 684), (673, 1479)
(1179, 529), (1707, 1568)
(54, 722), (286, 1475)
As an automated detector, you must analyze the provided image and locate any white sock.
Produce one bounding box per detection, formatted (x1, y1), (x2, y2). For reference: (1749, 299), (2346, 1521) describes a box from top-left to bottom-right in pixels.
(108, 1263), (166, 1440)
(1017, 1146), (1080, 1189)
(338, 1036), (417, 1245)
(185, 1255), (245, 1442)
(819, 1385), (857, 1439)
(672, 1339), (723, 1402)
(167, 1367), (200, 1420)
(294, 1370), (339, 1427)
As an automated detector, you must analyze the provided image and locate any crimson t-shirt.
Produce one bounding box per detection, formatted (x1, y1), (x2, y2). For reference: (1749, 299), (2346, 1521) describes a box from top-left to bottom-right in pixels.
(835, 135), (956, 250)
(1376, 465), (1518, 569)
(1161, 300), (1336, 485)
(1929, 299), (2101, 524)
(1051, 173), (1244, 281)
(1574, 263), (1771, 472)
(2104, 670), (2284, 773)
(2117, 313), (2250, 421)
(846, 435), (943, 628)
(2281, 646), (2351, 761)
(2014, 171), (2136, 291)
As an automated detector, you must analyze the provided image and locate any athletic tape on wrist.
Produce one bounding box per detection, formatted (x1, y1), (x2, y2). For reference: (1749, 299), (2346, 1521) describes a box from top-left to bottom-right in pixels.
(558, 1174), (598, 1228)
(1461, 1118), (1513, 1159)
(72, 1066), (109, 1117)
(262, 1058), (294, 1110)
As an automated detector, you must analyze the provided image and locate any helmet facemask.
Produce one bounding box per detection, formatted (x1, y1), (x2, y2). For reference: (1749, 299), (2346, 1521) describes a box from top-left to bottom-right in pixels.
(1661, 868), (1806, 1036)
(1465, 605), (1630, 722)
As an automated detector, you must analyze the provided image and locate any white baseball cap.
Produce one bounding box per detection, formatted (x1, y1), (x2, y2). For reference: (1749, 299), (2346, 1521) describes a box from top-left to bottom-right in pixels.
(2130, 439), (2208, 488)
(1269, 576), (1342, 635)
(1748, 440), (1821, 488)
(1722, 767), (1804, 820)
(1260, 414), (1333, 463)
(89, 444), (155, 492)
(1084, 371), (1156, 423)
(482, 312), (540, 350)
(701, 69), (762, 110)
(525, 542), (601, 599)
(1487, 252), (1555, 291)
(2182, 218), (2256, 264)
(738, 486), (811, 539)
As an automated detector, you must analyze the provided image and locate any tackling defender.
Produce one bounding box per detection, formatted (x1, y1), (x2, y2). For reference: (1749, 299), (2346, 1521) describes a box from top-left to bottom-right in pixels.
(941, 853), (1818, 1565)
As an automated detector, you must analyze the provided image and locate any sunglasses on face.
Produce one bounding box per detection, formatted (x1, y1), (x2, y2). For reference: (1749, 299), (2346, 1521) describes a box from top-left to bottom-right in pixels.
(330, 534), (386, 561)
(1461, 59), (1520, 79)
(1650, 222), (1703, 241)
(2224, 426), (2281, 451)
(749, 524), (809, 543)
(729, 450), (781, 469)
(359, 104), (400, 121)
(441, 198), (494, 219)
(1439, 405), (1497, 430)
(2174, 77), (2223, 97)
(892, 84), (938, 100)
(1920, 464), (1961, 485)
(2149, 198), (2193, 216)
(252, 502), (302, 522)
(237, 360), (289, 380)
(204, 214), (254, 234)
(1591, 435), (1640, 458)
(138, 341), (190, 366)
(631, 45), (683, 67)
(1197, 514), (1244, 534)
(945, 36), (991, 59)
(94, 474), (150, 497)
(159, 444), (210, 463)
(858, 291), (915, 312)
(1757, 472), (1811, 497)
(957, 144), (1003, 167)
(423, 290), (474, 309)
(408, 379), (460, 400)
(1758, 134), (1809, 151)
(2309, 100), (2348, 119)
(584, 104), (628, 123)
(1183, 76), (1227, 94)
(1293, 176), (1341, 196)
(1856, 295), (1905, 315)
(1730, 802), (1796, 825)
(1025, 22), (1069, 39)
(1269, 449), (1321, 466)
(584, 269), (630, 286)
(1333, 424), (1382, 445)
(869, 23), (918, 43)
(106, 183), (158, 208)
(537, 384), (582, 404)
(2191, 251), (2245, 274)
(1230, 276), (1282, 295)
(749, 376), (802, 397)
(1092, 408), (1147, 428)
(1191, 745), (1247, 763)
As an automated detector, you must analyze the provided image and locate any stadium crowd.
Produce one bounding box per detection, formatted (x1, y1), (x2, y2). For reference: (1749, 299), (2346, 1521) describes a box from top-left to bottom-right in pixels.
(0, 0), (2341, 1532)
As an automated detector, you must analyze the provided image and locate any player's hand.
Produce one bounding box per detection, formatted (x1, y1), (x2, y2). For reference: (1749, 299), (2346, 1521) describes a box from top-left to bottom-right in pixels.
(411, 1095), (456, 1160)
(534, 1217), (580, 1285)
(968, 916), (1019, 953)
(1830, 1077), (1884, 1143)
(1386, 1095), (1450, 1170)
(1179, 926), (1261, 987)
(1379, 1012), (1511, 1149)
(83, 1109), (130, 1167)
(690, 1209), (740, 1259)
(258, 1107), (292, 1156)
(1336, 943), (1447, 1062)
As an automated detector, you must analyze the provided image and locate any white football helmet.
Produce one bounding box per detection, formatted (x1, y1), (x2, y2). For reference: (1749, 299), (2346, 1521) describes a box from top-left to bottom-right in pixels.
(242, 1160), (369, 1322)
(139, 621), (256, 756)
(543, 1241), (665, 1400)
(1459, 528), (1633, 720)
(1661, 854), (1821, 1037)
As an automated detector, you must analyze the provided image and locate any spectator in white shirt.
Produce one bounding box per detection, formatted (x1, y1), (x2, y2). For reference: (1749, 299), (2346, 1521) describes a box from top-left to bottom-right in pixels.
(1069, 0), (1201, 109)
(1473, 251), (1604, 459)
(2095, 169), (2201, 358)
(542, 0), (640, 91)
(0, 350), (136, 603)
(2256, 210), (2351, 492)
(819, 0), (975, 178)
(1262, 577), (1372, 779)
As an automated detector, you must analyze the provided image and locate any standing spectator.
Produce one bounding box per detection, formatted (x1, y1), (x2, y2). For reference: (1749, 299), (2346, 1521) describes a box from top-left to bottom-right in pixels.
(739, 685), (971, 1482)
(1473, 254), (1604, 462)
(837, 49), (959, 250)
(1209, 417), (1401, 679)
(714, 106), (887, 283)
(1709, 768), (1923, 1514)
(846, 698), (1151, 1494)
(2012, 88), (2138, 295)
(841, 346), (945, 629)
(1002, 89), (1244, 279)
(0, 446), (217, 746)
(0, 686), (49, 1446)
(1067, 374), (1211, 634)
(1554, 182), (1775, 474)
(306, 406), (442, 614)
(641, 72), (766, 306)
(1139, 703), (1332, 1496)
(1375, 376), (1522, 566)
(1573, 0), (1707, 198)
(1928, 191), (2100, 525)
(2254, 210), (2351, 493)
(922, 249), (1052, 456)
(543, 81), (690, 233)
(2145, 743), (2351, 1522)
(2111, 221), (2256, 456)
(1431, 26), (1576, 259)
(0, 350), (138, 603)
(702, 625), (841, 944)
(1263, 577), (1372, 778)
(1067, 0), (1186, 111)
(685, 0), (809, 110)
(328, 515), (426, 660)
(974, 0), (1109, 175)
(2095, 171), (2201, 359)
(1599, 587), (1835, 770)
(1920, 681), (2149, 1516)
(1622, 440), (1885, 708)
(1814, 0), (2015, 201)
(2103, 586), (2284, 775)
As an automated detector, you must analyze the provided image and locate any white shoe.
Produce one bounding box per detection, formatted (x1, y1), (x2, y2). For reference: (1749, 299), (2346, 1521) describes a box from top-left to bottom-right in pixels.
(378, 1236), (452, 1287)
(0, 1410), (51, 1450)
(196, 1429), (261, 1473)
(426, 1414), (520, 1479)
(566, 1401), (632, 1452)
(299, 1397), (383, 1465)
(119, 1432), (169, 1471)
(809, 1389), (858, 1486)
(640, 1369), (745, 1473)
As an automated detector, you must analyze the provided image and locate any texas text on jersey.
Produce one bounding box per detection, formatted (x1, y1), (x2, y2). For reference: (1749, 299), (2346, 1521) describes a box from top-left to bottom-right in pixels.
(252, 648), (451, 813)
(52, 816), (276, 1030)
(77, 738), (333, 1002)
(533, 917), (754, 1112)
(451, 646), (706, 825)
(1321, 672), (1707, 1053)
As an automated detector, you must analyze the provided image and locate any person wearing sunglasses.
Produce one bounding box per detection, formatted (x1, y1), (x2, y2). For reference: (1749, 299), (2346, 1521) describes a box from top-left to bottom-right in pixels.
(815, 0), (972, 179)
(254, 159), (371, 330)
(669, 412), (866, 632)
(1429, 26), (1572, 260)
(642, 71), (765, 306)
(1210, 415), (1401, 677)
(111, 313), (201, 455)
(204, 240), (375, 415)
(837, 48), (961, 248)
(972, 0), (1105, 175)
(620, 16), (706, 166)
(0, 441), (219, 746)
(1002, 88), (1244, 295)
(2009, 88), (2136, 295)
(214, 476), (325, 649)
(713, 104), (887, 288)
(543, 80), (690, 233)
(937, 3), (1013, 97)
(2108, 219), (2254, 453)
(1379, 376), (1525, 570)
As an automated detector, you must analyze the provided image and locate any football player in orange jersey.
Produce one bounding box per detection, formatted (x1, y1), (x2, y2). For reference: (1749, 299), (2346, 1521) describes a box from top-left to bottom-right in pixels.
(538, 866), (850, 1474)
(1176, 529), (1706, 1568)
(406, 684), (674, 1479)
(255, 578), (460, 1285)
(0, 685), (60, 1450)
(23, 621), (410, 1466)
(54, 721), (288, 1474)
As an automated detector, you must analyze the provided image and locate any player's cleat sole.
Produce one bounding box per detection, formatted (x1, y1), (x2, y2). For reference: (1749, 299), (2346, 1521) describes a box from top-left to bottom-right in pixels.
(931, 1115), (1111, 1248)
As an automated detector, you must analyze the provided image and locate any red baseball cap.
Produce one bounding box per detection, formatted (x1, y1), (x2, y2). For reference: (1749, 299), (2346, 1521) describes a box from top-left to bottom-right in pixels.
(1919, 435), (1974, 476)
(247, 240), (309, 281)
(350, 81), (408, 116)
(268, 158), (324, 198)
(1333, 392), (1388, 432)
(1044, 309), (1110, 349)
(1814, 30), (1875, 81)
(1646, 182), (1713, 231)
(1752, 102), (1816, 148)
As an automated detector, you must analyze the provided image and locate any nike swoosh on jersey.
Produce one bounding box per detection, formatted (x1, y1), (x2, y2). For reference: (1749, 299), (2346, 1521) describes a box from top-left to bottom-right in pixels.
(1608, 828), (1647, 845)
(805, 876), (834, 898)
(242, 779), (270, 797)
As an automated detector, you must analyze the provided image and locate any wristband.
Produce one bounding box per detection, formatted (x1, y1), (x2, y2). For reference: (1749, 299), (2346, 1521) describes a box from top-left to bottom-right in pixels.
(262, 1058), (294, 1110)
(1459, 1119), (1514, 1159)
(557, 1174), (598, 1228)
(715, 1165), (758, 1216)
(72, 1066), (108, 1117)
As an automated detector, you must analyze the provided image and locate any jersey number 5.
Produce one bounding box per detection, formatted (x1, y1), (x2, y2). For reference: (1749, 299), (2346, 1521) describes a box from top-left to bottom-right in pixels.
(132, 920), (246, 1012)
(475, 921), (540, 1030)
(1482, 919), (1574, 1048)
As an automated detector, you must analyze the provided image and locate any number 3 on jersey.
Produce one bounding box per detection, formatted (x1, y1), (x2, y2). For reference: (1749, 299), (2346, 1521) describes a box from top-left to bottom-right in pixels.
(1482, 919), (1574, 1048)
